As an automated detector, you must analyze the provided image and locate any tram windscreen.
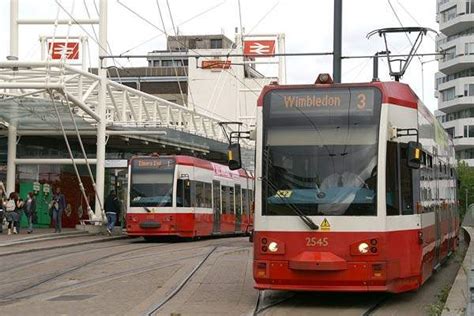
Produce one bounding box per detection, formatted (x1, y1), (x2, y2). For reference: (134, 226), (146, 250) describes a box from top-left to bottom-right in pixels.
(262, 87), (382, 216)
(130, 158), (175, 207)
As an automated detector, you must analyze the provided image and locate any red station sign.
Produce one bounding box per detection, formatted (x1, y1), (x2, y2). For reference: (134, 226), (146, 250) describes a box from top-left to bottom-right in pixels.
(48, 42), (80, 60)
(243, 40), (276, 57)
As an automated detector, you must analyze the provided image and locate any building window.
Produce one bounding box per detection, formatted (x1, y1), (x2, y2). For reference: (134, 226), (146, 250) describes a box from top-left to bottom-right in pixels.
(467, 0), (474, 13)
(446, 127), (455, 138)
(464, 84), (474, 96)
(466, 42), (474, 55)
(443, 47), (456, 61)
(441, 87), (456, 101)
(210, 39), (223, 49)
(441, 6), (457, 22)
(161, 59), (184, 67)
(464, 125), (474, 137)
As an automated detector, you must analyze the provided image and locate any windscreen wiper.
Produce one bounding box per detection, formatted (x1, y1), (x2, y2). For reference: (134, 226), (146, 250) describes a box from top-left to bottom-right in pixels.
(261, 176), (319, 230)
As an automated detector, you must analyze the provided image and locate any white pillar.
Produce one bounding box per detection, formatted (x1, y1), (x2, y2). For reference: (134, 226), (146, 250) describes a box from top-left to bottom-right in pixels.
(6, 125), (17, 195)
(278, 34), (286, 84)
(10, 0), (19, 58)
(95, 0), (107, 221)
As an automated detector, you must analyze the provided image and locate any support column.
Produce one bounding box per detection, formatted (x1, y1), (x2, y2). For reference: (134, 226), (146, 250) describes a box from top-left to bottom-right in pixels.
(332, 0), (342, 83)
(95, 0), (107, 221)
(6, 125), (17, 195)
(10, 0), (19, 58)
(278, 33), (286, 84)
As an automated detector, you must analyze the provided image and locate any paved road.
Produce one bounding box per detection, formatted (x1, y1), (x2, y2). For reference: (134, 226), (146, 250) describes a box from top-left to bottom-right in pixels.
(0, 236), (256, 316)
(0, 234), (466, 316)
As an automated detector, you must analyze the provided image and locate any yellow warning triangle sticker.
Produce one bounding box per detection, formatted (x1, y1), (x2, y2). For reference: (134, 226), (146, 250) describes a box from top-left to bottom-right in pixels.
(320, 218), (331, 231)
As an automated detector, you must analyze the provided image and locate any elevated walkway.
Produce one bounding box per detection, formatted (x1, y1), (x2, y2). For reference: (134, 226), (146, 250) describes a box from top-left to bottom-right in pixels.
(0, 61), (251, 153)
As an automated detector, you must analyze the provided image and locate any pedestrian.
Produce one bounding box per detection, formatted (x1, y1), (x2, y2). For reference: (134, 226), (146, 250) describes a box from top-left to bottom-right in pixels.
(0, 183), (6, 233)
(15, 197), (24, 234)
(25, 192), (36, 234)
(51, 187), (66, 233)
(5, 192), (21, 235)
(104, 190), (120, 235)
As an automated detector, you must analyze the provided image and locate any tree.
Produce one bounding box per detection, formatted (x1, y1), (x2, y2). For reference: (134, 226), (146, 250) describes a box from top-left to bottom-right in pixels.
(456, 160), (474, 220)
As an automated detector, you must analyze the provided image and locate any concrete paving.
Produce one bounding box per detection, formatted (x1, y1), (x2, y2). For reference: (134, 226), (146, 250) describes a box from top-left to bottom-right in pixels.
(0, 237), (254, 316)
(0, 227), (126, 256)
(442, 227), (473, 316)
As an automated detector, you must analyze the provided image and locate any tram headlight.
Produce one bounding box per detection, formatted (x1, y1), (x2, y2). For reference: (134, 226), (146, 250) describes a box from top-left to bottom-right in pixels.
(268, 242), (279, 253)
(358, 242), (369, 254)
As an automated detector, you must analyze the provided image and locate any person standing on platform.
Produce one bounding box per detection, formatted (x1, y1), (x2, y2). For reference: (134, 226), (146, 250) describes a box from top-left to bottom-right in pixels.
(0, 183), (6, 233)
(14, 196), (24, 234)
(52, 187), (66, 233)
(25, 192), (36, 234)
(5, 192), (21, 235)
(104, 190), (120, 236)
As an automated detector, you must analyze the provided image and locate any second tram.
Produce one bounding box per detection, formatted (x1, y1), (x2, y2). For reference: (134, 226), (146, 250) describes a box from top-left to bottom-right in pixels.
(126, 155), (254, 239)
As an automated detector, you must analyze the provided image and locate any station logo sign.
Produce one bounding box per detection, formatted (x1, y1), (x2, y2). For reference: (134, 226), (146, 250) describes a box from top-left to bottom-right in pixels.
(243, 40), (275, 57)
(48, 42), (80, 60)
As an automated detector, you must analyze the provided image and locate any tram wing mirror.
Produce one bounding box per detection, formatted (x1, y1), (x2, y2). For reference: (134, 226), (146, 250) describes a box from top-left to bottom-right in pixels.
(227, 143), (242, 170)
(407, 141), (422, 169)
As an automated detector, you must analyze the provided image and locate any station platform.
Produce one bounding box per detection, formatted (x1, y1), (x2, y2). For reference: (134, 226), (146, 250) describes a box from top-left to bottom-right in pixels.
(0, 226), (126, 257)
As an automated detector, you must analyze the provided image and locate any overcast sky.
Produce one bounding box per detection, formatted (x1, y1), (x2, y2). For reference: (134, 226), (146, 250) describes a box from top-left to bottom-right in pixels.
(0, 0), (440, 112)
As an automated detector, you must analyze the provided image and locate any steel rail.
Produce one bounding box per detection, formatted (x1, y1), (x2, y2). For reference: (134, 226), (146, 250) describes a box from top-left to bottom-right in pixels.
(145, 246), (217, 316)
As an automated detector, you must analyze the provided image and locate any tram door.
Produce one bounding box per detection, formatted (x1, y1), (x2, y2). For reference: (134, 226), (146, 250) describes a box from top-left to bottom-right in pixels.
(212, 180), (221, 233)
(235, 184), (242, 232)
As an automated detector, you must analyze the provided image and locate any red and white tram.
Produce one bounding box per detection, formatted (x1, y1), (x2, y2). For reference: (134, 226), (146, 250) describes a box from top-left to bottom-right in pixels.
(250, 75), (460, 293)
(126, 155), (254, 239)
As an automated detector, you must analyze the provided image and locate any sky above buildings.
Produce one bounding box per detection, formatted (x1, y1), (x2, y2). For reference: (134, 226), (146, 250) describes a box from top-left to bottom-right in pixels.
(0, 0), (439, 112)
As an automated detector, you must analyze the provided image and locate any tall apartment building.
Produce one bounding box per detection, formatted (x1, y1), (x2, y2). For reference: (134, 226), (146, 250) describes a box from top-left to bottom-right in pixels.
(435, 0), (474, 165)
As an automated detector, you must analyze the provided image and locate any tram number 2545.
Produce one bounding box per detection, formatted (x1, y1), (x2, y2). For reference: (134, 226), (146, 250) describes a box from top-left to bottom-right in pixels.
(305, 237), (329, 247)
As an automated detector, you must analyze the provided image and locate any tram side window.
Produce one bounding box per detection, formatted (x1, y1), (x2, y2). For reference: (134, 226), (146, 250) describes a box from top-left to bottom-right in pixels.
(177, 179), (191, 207)
(193, 182), (204, 207)
(204, 183), (212, 208)
(242, 189), (249, 215)
(235, 185), (242, 216)
(386, 141), (400, 215)
(229, 186), (235, 215)
(399, 145), (414, 215)
(221, 186), (229, 214)
(249, 189), (254, 214)
(212, 181), (221, 213)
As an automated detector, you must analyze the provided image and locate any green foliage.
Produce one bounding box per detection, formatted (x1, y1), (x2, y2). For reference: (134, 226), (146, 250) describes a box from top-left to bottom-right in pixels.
(456, 160), (474, 220)
(426, 284), (451, 316)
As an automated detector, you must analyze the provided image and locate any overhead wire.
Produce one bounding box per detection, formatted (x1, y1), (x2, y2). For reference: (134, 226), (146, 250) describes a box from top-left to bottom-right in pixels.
(50, 0), (101, 220)
(155, 0), (186, 107)
(165, 0), (197, 111)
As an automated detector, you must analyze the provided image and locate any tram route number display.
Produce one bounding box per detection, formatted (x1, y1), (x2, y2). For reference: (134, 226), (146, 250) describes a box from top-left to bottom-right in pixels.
(267, 88), (378, 118)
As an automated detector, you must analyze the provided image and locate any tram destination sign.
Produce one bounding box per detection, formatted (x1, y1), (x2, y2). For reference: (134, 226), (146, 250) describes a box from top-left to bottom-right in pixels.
(132, 158), (175, 169)
(267, 88), (377, 118)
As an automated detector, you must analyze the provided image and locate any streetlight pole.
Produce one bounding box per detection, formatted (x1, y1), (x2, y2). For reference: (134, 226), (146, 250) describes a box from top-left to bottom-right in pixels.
(466, 188), (469, 212)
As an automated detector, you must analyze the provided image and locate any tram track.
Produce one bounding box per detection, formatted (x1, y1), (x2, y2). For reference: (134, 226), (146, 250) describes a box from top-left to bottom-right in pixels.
(251, 291), (390, 316)
(0, 243), (169, 301)
(144, 245), (251, 316)
(0, 237), (249, 306)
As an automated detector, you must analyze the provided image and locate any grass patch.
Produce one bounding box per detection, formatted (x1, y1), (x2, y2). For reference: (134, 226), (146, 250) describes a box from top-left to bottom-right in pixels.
(426, 284), (451, 316)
